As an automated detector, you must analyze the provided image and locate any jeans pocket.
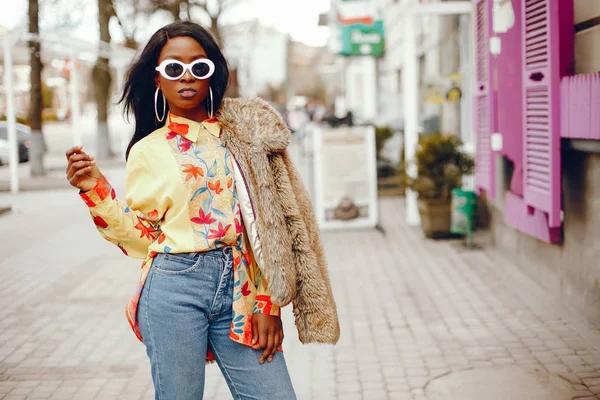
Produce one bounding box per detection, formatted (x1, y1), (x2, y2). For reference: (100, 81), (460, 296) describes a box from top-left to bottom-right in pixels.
(154, 253), (203, 275)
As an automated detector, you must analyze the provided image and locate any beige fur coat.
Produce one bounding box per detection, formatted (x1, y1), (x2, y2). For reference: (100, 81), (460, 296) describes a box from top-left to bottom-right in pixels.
(218, 97), (340, 345)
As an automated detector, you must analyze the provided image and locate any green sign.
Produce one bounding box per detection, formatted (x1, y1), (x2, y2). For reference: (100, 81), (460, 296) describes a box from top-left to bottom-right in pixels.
(339, 20), (384, 57)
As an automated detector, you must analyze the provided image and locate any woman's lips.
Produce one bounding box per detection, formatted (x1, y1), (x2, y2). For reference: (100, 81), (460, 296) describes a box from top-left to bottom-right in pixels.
(178, 88), (197, 99)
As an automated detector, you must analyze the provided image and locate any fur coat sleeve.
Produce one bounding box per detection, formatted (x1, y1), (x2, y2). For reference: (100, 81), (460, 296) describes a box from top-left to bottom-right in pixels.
(219, 97), (340, 345)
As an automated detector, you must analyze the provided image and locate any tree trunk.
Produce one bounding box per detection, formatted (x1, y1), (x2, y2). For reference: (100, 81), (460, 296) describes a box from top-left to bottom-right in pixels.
(94, 0), (114, 159)
(28, 0), (46, 176)
(169, 1), (183, 21)
(210, 16), (221, 47)
(225, 68), (240, 98)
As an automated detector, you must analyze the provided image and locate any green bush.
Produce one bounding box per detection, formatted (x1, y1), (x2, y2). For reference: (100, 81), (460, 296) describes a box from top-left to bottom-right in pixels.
(42, 82), (55, 109)
(374, 125), (394, 161)
(404, 133), (474, 200)
(0, 115), (29, 125)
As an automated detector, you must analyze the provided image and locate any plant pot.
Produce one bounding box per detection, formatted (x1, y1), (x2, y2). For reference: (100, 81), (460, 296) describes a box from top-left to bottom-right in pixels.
(417, 198), (452, 238)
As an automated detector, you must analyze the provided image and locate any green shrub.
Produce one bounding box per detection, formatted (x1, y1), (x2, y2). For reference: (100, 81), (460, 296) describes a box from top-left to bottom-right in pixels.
(0, 115), (29, 125)
(42, 82), (55, 109)
(374, 125), (394, 161)
(404, 133), (474, 200)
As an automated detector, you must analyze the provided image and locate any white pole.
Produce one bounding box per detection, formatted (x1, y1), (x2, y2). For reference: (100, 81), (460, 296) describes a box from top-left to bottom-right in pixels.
(403, 14), (420, 226)
(363, 57), (377, 122)
(69, 54), (82, 147)
(3, 36), (19, 194)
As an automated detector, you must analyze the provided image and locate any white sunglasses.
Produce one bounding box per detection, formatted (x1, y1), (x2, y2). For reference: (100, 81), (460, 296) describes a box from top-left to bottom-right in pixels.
(155, 58), (215, 80)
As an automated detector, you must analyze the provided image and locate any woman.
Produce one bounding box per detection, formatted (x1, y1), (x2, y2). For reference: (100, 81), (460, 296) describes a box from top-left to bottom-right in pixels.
(65, 21), (339, 400)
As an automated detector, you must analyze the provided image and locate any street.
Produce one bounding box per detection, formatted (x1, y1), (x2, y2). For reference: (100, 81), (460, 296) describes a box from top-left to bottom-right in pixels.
(2, 156), (600, 399)
(1, 0), (598, 397)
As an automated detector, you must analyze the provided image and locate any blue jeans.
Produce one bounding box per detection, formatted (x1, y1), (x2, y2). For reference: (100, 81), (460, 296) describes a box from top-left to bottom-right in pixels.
(138, 247), (296, 400)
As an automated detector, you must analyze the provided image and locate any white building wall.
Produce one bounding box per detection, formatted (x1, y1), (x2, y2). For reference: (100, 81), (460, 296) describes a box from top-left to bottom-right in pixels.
(377, 0), (445, 129)
(244, 31), (287, 97)
(376, 0), (472, 137)
(223, 24), (287, 98)
(378, 0), (404, 129)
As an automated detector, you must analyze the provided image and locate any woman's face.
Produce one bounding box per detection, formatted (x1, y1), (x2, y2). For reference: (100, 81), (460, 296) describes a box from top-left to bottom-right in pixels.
(156, 36), (211, 118)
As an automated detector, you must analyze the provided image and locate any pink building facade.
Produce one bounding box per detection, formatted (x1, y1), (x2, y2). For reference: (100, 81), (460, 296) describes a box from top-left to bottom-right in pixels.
(474, 0), (600, 326)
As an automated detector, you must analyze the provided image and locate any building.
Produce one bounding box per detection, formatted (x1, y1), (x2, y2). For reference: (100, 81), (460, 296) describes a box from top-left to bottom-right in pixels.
(221, 22), (288, 99)
(376, 0), (472, 140)
(474, 0), (600, 327)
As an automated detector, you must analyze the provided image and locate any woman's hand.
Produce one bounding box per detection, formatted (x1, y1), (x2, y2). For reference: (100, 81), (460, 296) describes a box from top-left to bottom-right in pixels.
(252, 313), (284, 364)
(65, 146), (101, 192)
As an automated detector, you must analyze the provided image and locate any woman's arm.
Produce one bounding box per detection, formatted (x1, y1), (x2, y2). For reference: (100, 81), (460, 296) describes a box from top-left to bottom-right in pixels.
(68, 145), (166, 259)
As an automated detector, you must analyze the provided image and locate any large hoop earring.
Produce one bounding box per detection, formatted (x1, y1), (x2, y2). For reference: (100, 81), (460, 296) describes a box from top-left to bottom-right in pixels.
(154, 87), (166, 122)
(207, 87), (214, 119)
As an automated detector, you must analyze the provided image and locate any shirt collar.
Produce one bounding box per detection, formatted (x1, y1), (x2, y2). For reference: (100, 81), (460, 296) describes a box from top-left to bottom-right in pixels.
(166, 112), (221, 142)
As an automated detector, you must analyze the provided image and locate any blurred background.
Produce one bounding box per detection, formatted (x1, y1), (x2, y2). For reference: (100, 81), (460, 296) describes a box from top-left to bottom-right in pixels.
(2, 0), (600, 399)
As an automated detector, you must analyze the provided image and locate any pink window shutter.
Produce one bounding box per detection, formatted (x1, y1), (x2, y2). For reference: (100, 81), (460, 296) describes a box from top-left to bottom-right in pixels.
(521, 0), (571, 228)
(474, 0), (496, 199)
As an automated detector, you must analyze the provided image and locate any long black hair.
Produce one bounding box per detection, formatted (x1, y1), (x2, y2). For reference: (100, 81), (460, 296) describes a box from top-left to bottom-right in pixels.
(120, 21), (229, 160)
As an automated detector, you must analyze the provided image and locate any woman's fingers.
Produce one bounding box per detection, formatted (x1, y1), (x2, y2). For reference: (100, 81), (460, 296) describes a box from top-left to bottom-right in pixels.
(267, 331), (281, 363)
(66, 150), (93, 174)
(260, 330), (274, 364)
(65, 146), (82, 160)
(69, 153), (93, 162)
(74, 166), (93, 177)
(71, 160), (95, 171)
(68, 167), (92, 186)
(68, 166), (92, 186)
(65, 146), (99, 192)
(67, 160), (94, 178)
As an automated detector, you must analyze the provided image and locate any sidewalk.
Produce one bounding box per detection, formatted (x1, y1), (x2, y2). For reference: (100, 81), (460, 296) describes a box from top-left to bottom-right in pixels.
(2, 172), (600, 399)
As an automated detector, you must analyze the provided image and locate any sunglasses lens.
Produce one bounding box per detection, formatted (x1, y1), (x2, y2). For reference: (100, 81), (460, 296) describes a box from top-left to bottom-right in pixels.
(164, 62), (183, 78)
(192, 62), (211, 78)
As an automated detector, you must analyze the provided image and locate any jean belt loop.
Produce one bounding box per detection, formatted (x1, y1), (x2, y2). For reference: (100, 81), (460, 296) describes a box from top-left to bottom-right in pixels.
(223, 247), (232, 269)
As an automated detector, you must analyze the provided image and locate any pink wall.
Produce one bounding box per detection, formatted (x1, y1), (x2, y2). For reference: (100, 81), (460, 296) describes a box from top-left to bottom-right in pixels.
(481, 0), (574, 244)
(495, 0), (524, 195)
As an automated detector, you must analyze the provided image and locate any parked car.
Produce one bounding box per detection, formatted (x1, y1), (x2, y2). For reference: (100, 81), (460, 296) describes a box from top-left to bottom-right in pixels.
(0, 121), (31, 163)
(0, 139), (9, 166)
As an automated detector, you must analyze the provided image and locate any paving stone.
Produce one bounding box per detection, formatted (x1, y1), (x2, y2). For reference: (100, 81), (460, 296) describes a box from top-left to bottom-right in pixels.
(544, 363), (571, 374)
(426, 366), (574, 400)
(586, 385), (600, 394)
(576, 368), (600, 378)
(582, 377), (600, 387)
(407, 377), (429, 389)
(571, 391), (595, 398)
(557, 372), (582, 385)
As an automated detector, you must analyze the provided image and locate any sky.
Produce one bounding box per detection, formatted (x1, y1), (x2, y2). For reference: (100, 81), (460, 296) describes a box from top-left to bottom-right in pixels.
(0, 0), (332, 47)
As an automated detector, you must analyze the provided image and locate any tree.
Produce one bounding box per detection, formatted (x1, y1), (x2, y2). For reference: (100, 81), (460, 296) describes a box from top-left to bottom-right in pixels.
(148, 0), (242, 46)
(92, 0), (141, 160)
(92, 0), (114, 159)
(28, 0), (46, 176)
(258, 83), (286, 103)
(111, 0), (143, 49)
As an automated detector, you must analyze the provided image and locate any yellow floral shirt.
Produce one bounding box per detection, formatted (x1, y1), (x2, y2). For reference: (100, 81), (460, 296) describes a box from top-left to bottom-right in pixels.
(80, 113), (279, 361)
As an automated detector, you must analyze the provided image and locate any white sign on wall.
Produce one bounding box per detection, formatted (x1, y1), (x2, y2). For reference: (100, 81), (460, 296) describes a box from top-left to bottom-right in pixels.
(312, 125), (378, 230)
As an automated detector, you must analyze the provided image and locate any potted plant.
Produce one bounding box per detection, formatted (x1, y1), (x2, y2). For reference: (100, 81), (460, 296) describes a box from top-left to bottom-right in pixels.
(405, 133), (474, 238)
